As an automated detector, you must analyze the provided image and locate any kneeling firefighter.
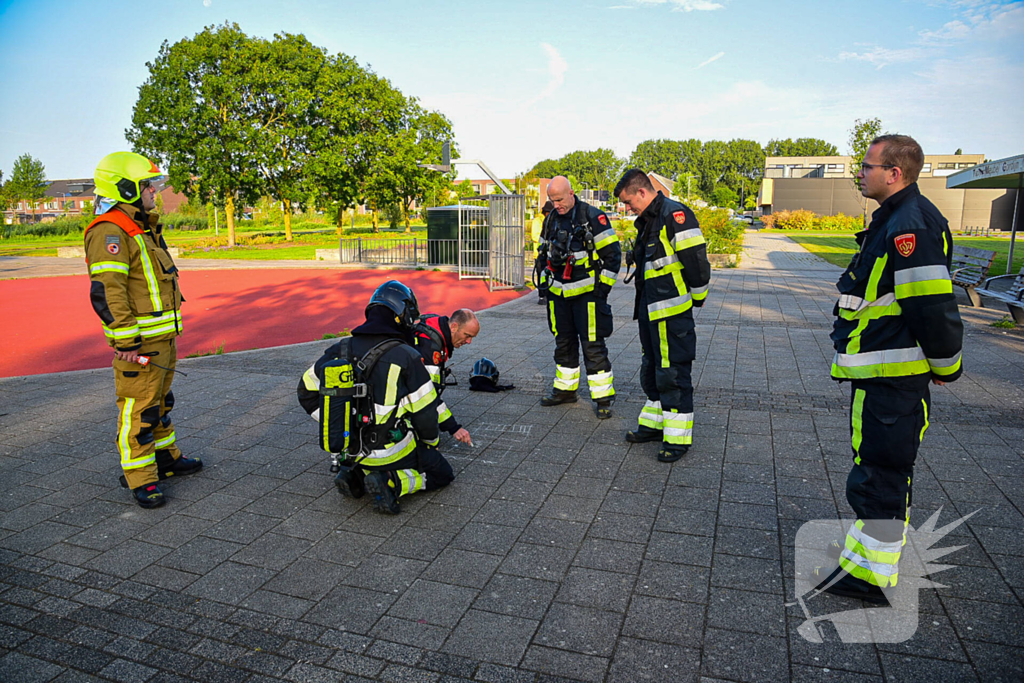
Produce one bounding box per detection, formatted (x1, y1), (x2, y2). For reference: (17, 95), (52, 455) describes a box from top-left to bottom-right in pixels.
(297, 280), (454, 514)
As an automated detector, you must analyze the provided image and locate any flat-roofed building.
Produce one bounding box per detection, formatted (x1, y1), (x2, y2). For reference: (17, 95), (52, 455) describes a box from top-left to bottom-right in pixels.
(758, 154), (1016, 231)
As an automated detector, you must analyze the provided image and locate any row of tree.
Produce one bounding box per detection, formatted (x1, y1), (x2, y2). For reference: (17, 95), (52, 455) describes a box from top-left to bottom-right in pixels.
(527, 124), (891, 210)
(128, 23), (455, 245)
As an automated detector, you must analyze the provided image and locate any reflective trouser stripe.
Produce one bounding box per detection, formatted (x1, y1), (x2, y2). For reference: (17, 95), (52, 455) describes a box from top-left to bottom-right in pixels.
(154, 432), (176, 449)
(587, 370), (615, 399)
(118, 398), (156, 470)
(396, 469), (424, 497)
(639, 400), (663, 430)
(588, 301), (597, 342)
(920, 398), (929, 442)
(839, 519), (903, 587)
(851, 388), (865, 465)
(554, 365), (580, 391)
(658, 321), (669, 368)
(663, 411), (693, 446)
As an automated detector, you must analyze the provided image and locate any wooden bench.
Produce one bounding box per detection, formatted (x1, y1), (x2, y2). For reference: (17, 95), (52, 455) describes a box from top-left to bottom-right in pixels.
(977, 265), (1024, 324)
(950, 246), (997, 307)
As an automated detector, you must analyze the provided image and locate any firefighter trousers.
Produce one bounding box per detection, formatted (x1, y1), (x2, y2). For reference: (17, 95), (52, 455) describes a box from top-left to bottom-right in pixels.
(357, 445), (454, 497)
(636, 311), (696, 451)
(546, 292), (615, 401)
(840, 378), (931, 587)
(113, 338), (182, 489)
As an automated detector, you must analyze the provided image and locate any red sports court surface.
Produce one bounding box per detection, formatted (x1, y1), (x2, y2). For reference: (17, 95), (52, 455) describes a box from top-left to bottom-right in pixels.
(0, 269), (526, 378)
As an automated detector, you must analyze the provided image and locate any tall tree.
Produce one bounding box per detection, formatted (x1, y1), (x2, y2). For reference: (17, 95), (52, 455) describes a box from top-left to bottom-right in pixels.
(0, 169), (7, 214)
(128, 23), (269, 246)
(848, 117), (884, 185)
(8, 154), (47, 221)
(249, 32), (328, 242)
(307, 58), (406, 232)
(529, 158), (562, 178)
(627, 139), (686, 179)
(764, 138), (839, 157)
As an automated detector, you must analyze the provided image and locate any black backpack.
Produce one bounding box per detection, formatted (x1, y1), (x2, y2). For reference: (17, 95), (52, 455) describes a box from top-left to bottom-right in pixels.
(316, 337), (403, 456)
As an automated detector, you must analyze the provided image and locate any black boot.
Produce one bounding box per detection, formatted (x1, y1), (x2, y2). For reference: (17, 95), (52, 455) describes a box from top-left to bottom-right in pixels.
(334, 463), (366, 499)
(132, 482), (166, 509)
(363, 471), (401, 515)
(156, 449), (203, 480)
(594, 401), (613, 419)
(625, 428), (661, 443)
(540, 390), (577, 406)
(657, 445), (689, 463)
(812, 566), (889, 605)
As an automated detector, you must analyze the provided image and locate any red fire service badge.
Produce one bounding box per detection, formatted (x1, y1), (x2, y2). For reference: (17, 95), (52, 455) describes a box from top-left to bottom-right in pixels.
(672, 211), (686, 224)
(433, 351), (442, 365)
(894, 233), (916, 257)
(598, 214), (608, 226)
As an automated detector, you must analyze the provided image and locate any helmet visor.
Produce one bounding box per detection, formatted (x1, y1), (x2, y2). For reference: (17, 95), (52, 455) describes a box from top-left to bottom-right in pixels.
(139, 176), (167, 194)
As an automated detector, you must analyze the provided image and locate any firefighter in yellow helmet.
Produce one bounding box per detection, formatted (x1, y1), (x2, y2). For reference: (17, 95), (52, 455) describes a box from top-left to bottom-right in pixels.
(85, 151), (201, 508)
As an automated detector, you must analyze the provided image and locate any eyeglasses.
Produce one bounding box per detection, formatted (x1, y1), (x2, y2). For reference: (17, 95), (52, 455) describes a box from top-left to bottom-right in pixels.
(860, 163), (896, 171)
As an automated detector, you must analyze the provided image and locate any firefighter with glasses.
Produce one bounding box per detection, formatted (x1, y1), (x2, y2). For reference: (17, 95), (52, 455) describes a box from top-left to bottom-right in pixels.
(84, 151), (201, 508)
(536, 176), (621, 418)
(817, 135), (963, 602)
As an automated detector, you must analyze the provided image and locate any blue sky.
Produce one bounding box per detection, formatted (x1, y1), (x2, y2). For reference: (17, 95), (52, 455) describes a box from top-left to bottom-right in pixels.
(1, 0), (1021, 181)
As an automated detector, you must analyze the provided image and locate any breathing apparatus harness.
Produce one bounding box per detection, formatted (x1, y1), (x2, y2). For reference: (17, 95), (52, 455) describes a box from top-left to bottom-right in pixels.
(533, 199), (601, 294)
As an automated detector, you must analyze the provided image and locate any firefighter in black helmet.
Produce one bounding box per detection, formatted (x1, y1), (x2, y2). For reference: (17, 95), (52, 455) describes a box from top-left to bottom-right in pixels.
(297, 280), (454, 514)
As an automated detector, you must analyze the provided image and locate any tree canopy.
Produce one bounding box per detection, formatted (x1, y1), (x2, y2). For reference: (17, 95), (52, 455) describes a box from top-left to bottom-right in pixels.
(848, 117), (885, 185)
(6, 154), (47, 218)
(528, 148), (625, 194)
(128, 22), (456, 239)
(763, 138), (839, 157)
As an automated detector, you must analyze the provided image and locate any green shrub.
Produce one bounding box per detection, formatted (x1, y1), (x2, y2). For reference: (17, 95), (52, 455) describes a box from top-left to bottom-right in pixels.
(694, 207), (744, 255)
(161, 213), (209, 230)
(2, 215), (87, 238)
(761, 209), (862, 231)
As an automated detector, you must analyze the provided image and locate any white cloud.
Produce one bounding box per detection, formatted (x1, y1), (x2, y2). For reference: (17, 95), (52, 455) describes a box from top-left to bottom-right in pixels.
(838, 45), (923, 69)
(918, 2), (1024, 43)
(538, 43), (567, 101)
(630, 0), (725, 11)
(695, 51), (725, 69)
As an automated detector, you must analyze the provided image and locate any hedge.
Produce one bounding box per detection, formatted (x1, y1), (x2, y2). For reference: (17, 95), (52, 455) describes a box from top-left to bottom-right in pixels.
(761, 209), (863, 231)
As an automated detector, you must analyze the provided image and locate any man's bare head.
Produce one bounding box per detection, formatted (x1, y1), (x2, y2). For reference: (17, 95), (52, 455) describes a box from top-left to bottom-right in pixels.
(449, 309), (479, 348)
(547, 176), (575, 215)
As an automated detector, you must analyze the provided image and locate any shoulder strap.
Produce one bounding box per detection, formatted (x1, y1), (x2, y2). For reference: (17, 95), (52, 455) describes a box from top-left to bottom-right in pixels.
(574, 200), (592, 233)
(356, 339), (404, 379)
(415, 319), (446, 360)
(84, 209), (144, 239)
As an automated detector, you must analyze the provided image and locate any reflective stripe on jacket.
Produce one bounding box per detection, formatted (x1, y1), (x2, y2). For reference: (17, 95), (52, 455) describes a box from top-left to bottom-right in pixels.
(540, 198), (621, 298)
(632, 193), (711, 321)
(830, 184), (963, 382)
(84, 205), (183, 350)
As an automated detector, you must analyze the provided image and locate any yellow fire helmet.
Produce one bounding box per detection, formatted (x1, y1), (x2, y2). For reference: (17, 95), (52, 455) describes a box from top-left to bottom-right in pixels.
(94, 151), (166, 204)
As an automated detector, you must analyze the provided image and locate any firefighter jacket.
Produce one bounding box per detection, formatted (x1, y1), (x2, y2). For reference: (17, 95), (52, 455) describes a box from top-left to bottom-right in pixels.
(84, 205), (183, 351)
(631, 192), (711, 321)
(539, 198), (621, 299)
(830, 183), (963, 382)
(414, 314), (461, 435)
(298, 331), (440, 467)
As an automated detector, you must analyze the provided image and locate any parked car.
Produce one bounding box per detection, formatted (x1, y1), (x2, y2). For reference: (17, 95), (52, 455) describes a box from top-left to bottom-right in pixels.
(734, 215), (754, 225)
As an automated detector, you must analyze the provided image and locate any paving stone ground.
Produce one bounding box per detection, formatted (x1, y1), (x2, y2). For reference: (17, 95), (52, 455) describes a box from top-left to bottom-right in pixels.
(2, 230), (1023, 682)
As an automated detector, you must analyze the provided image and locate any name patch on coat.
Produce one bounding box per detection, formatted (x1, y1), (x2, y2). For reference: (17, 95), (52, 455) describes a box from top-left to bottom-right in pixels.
(894, 233), (916, 257)
(105, 235), (120, 254)
(672, 211), (686, 225)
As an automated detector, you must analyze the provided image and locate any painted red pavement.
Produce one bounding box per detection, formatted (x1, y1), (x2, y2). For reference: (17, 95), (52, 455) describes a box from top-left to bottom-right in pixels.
(0, 269), (526, 378)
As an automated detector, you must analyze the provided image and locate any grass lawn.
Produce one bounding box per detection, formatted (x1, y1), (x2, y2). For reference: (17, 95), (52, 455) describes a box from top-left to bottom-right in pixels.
(0, 222), (427, 259)
(783, 232), (1024, 274)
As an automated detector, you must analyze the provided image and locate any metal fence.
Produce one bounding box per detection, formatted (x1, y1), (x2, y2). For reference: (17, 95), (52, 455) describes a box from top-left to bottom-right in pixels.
(488, 195), (526, 290)
(338, 238), (457, 266)
(336, 197), (526, 291)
